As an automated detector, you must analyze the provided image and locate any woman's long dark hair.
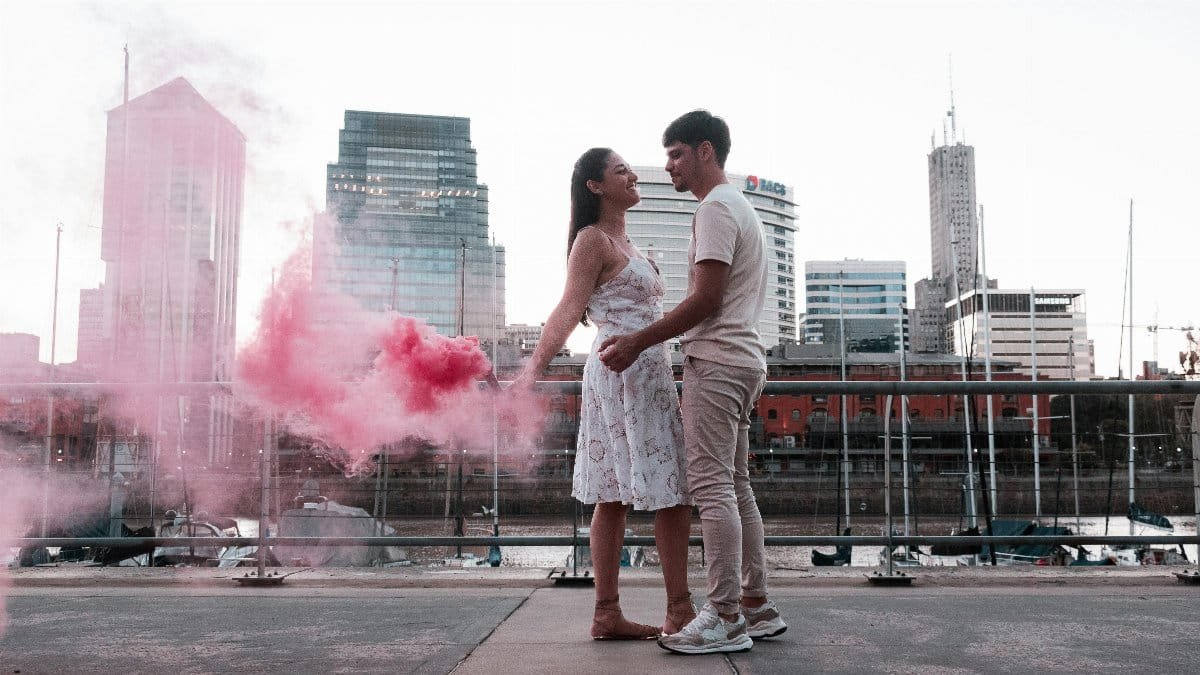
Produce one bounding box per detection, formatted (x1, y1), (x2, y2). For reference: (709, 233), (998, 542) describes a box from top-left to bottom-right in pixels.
(567, 147), (612, 325)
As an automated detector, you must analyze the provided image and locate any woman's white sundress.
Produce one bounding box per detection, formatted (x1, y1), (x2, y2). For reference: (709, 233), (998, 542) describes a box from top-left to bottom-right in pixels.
(572, 254), (690, 511)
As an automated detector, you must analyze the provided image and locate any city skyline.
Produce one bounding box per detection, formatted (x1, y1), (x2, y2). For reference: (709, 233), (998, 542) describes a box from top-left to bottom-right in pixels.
(1, 1), (1197, 377)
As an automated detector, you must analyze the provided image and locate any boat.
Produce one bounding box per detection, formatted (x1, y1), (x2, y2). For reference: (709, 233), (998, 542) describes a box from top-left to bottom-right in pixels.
(1099, 504), (1189, 565)
(966, 520), (1073, 566)
(150, 510), (242, 566)
(276, 499), (407, 567)
(565, 528), (645, 568)
(812, 527), (852, 566)
(929, 526), (981, 556)
(1128, 502), (1173, 531)
(879, 544), (923, 568)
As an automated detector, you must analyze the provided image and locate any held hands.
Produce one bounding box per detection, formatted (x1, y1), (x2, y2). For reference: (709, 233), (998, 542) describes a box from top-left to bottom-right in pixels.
(598, 333), (644, 373)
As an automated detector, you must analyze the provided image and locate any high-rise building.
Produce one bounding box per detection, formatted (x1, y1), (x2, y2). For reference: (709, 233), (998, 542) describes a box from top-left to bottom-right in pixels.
(947, 288), (1093, 380)
(914, 109), (980, 353)
(626, 166), (798, 348)
(0, 333), (43, 382)
(928, 142), (978, 294)
(803, 260), (908, 352)
(320, 111), (504, 341)
(76, 285), (105, 369)
(912, 277), (949, 354)
(92, 77), (245, 462)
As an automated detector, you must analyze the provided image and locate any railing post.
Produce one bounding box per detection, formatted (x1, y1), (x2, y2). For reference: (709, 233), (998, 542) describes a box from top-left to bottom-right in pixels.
(1192, 394), (1200, 531)
(257, 415), (271, 577)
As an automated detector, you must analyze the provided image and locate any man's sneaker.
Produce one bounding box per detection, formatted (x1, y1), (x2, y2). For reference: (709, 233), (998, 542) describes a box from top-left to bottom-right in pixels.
(657, 604), (753, 655)
(742, 600), (787, 639)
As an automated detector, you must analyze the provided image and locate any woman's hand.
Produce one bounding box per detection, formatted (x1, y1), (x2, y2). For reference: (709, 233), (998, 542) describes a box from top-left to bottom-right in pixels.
(508, 369), (537, 392)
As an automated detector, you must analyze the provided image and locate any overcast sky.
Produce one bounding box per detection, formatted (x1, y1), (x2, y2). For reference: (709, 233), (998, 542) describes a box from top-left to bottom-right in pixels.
(1, 0), (1196, 376)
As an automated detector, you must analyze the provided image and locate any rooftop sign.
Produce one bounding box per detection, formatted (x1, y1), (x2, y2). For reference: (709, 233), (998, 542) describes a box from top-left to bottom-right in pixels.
(745, 175), (786, 196)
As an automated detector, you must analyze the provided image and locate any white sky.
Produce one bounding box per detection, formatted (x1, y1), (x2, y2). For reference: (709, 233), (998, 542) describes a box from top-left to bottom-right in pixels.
(1, 0), (1196, 376)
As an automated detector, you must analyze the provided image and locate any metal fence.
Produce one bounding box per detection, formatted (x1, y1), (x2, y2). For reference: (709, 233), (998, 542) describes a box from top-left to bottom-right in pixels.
(6, 380), (1200, 568)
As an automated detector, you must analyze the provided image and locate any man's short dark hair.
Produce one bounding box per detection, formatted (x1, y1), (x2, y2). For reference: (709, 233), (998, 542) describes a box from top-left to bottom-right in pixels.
(662, 110), (731, 168)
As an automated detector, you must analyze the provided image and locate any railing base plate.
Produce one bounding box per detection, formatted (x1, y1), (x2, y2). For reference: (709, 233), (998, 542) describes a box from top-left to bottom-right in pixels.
(551, 569), (594, 586)
(867, 571), (913, 586)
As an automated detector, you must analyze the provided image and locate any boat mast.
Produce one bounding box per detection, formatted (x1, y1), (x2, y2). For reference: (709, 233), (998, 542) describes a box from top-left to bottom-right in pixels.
(979, 204), (997, 515)
(838, 270), (851, 528)
(1127, 199), (1136, 535)
(1030, 287), (1041, 521)
(898, 315), (913, 540)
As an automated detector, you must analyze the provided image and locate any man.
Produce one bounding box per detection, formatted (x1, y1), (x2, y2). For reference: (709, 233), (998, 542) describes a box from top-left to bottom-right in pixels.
(599, 110), (786, 655)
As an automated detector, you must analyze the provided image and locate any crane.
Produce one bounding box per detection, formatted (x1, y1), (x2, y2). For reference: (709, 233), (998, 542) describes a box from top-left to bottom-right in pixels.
(1145, 323), (1198, 378)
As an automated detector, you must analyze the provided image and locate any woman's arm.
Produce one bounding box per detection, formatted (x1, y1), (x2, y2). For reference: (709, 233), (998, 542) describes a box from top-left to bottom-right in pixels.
(512, 227), (610, 385)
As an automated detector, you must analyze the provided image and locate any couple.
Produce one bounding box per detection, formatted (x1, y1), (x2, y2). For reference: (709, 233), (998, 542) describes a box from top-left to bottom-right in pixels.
(513, 110), (786, 655)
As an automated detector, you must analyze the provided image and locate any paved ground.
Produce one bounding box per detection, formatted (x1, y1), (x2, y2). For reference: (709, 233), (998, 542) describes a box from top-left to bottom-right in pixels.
(2, 565), (1197, 673)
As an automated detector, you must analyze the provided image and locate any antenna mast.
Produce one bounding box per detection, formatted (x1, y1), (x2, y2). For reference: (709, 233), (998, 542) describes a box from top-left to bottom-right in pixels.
(948, 55), (958, 144)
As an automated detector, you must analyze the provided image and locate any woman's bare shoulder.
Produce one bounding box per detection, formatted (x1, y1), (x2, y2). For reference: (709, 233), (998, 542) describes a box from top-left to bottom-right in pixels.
(573, 225), (610, 247)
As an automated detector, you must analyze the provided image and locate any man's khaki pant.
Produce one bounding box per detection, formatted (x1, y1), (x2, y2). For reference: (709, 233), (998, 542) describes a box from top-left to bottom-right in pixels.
(682, 356), (767, 615)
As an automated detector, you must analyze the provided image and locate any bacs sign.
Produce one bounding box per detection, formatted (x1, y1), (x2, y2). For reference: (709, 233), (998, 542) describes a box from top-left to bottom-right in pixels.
(744, 175), (787, 196)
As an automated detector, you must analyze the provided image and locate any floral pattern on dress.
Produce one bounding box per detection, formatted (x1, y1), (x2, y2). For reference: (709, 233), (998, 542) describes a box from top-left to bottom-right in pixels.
(572, 256), (690, 511)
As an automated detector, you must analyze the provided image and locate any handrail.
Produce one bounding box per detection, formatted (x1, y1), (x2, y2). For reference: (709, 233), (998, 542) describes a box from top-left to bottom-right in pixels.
(537, 380), (1200, 395)
(12, 534), (1200, 548)
(2, 380), (1198, 395)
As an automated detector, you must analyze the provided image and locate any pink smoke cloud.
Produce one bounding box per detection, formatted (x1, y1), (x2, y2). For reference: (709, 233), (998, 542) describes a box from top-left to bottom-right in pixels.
(236, 242), (545, 472)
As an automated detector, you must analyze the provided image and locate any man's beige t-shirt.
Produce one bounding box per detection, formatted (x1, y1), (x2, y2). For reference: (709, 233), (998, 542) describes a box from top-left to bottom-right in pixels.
(680, 182), (768, 371)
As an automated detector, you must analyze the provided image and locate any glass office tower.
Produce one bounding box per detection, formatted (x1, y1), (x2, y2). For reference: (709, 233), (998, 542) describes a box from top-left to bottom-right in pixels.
(803, 260), (908, 353)
(321, 111), (504, 341)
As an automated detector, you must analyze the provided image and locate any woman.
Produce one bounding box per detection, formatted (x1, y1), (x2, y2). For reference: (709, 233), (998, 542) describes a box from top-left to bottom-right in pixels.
(512, 147), (695, 639)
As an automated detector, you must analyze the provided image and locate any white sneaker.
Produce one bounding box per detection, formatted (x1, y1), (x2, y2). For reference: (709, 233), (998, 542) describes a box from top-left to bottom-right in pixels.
(657, 604), (753, 655)
(742, 600), (787, 639)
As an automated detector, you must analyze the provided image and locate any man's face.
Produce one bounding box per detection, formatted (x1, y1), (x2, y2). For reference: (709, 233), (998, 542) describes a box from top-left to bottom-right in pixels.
(664, 141), (698, 194)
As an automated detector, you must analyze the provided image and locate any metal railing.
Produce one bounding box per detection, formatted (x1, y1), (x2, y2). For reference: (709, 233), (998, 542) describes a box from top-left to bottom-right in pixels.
(7, 379), (1200, 566)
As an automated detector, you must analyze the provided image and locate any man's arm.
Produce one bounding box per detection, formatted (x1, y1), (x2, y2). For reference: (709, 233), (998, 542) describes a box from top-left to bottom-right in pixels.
(597, 259), (729, 372)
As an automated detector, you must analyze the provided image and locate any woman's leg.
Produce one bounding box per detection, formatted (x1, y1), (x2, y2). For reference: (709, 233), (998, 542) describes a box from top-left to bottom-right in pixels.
(655, 504), (696, 634)
(590, 501), (658, 639)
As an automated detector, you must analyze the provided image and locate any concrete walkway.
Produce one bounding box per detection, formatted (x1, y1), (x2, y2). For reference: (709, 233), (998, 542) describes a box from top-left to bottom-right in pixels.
(2, 565), (1197, 673)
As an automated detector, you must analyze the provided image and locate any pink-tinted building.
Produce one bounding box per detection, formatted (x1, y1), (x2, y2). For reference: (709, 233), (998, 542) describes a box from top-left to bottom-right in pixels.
(89, 77), (245, 463)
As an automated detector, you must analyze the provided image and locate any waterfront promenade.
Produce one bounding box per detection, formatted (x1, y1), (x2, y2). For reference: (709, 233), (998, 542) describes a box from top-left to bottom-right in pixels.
(2, 565), (1196, 673)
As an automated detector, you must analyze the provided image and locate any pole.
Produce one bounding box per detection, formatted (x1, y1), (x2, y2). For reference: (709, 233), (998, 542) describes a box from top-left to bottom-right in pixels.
(455, 452), (465, 558)
(838, 271), (851, 528)
(490, 239), (499, 541)
(112, 45), (129, 367)
(979, 204), (998, 515)
(257, 416), (271, 577)
(898, 317), (912, 540)
(1069, 335), (1081, 532)
(454, 239), (467, 557)
(1126, 199), (1136, 535)
(884, 394), (895, 575)
(947, 243), (976, 528)
(1030, 288), (1041, 521)
(1191, 394), (1199, 532)
(389, 257), (399, 312)
(380, 452), (390, 533)
(372, 452), (384, 536)
(40, 224), (64, 538)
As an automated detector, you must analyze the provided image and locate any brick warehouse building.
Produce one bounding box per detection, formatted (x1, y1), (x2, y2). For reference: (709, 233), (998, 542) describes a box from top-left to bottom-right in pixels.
(529, 343), (1052, 478)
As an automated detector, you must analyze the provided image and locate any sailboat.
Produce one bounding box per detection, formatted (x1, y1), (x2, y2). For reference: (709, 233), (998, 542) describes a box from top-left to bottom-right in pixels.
(1098, 200), (1188, 566)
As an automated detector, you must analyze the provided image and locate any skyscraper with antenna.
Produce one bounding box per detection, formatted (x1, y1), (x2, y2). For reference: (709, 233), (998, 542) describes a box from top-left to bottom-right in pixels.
(913, 75), (980, 353)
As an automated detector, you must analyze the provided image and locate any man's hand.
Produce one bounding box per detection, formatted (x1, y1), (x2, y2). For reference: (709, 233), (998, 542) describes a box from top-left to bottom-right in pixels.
(598, 333), (645, 373)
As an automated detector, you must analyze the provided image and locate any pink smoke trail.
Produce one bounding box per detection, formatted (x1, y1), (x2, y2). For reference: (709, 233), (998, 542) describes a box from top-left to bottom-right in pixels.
(236, 244), (544, 472)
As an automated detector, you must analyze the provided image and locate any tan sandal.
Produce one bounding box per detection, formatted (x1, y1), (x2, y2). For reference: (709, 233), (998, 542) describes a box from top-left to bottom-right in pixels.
(663, 594), (697, 635)
(591, 599), (660, 640)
